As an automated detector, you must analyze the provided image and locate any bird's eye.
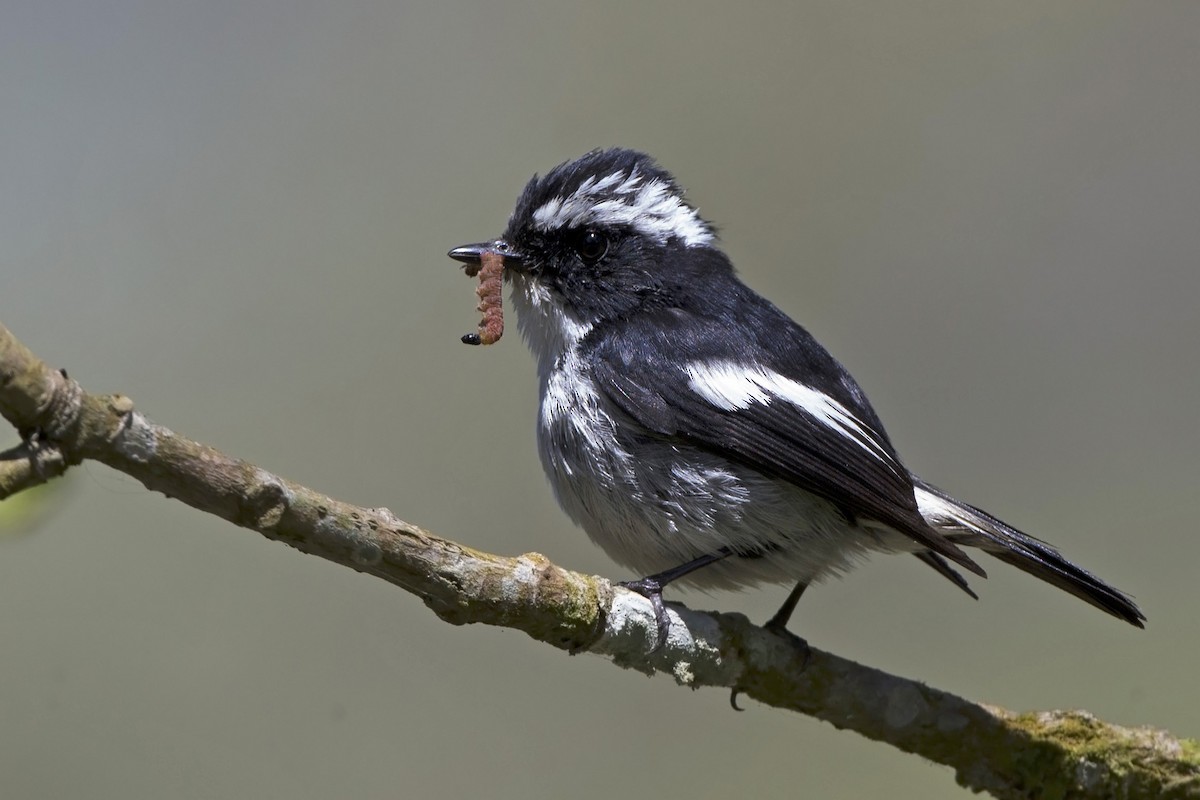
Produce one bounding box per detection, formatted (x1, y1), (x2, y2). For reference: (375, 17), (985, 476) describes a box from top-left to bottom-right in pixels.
(575, 229), (608, 263)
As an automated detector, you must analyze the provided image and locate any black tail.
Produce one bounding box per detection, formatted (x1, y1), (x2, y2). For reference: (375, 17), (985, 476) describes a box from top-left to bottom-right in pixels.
(910, 477), (1145, 627)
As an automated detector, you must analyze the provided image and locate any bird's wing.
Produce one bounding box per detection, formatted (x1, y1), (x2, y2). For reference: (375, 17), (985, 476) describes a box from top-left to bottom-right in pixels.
(586, 308), (984, 576)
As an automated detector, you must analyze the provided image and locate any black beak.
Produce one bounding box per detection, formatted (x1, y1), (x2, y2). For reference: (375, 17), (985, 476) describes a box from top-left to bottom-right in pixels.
(447, 239), (525, 268)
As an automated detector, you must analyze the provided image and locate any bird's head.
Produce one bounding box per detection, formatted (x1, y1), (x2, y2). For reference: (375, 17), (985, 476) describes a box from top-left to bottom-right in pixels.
(449, 149), (725, 358)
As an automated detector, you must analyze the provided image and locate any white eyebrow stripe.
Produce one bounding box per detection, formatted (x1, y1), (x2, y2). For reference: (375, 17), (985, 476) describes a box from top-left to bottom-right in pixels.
(684, 360), (903, 474)
(531, 168), (714, 247)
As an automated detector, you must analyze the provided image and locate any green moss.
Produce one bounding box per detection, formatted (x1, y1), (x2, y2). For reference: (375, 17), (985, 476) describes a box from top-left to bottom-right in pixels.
(991, 711), (1200, 799)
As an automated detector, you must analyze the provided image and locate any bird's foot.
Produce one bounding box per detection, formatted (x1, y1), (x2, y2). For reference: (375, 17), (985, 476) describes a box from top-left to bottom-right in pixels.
(617, 576), (671, 652)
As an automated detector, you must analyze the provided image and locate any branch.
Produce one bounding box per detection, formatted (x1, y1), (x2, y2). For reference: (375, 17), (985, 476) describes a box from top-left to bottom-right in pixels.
(1, 320), (1196, 799)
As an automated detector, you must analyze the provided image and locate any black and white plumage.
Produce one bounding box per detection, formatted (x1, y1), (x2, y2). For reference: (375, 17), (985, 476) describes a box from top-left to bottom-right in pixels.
(449, 148), (1145, 643)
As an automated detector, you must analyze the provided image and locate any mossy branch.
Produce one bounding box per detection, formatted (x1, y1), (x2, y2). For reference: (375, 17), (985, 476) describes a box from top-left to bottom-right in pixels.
(1, 320), (1196, 799)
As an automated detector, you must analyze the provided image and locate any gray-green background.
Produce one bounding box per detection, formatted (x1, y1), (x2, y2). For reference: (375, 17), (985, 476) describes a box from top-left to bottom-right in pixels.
(3, 3), (1197, 798)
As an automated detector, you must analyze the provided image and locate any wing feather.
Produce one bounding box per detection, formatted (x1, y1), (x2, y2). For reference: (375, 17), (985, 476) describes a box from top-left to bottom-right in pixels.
(587, 310), (985, 577)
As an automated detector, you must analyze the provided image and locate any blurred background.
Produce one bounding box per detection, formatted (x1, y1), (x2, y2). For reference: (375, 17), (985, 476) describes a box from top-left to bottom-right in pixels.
(2, 2), (1197, 798)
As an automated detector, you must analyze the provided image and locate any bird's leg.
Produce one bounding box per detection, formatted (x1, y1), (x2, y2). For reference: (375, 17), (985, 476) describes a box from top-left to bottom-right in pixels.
(619, 547), (732, 651)
(764, 580), (808, 634)
(730, 580), (811, 711)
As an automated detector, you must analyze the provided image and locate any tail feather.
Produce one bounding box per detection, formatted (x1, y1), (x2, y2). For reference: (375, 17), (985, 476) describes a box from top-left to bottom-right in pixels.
(913, 551), (979, 600)
(912, 477), (1146, 628)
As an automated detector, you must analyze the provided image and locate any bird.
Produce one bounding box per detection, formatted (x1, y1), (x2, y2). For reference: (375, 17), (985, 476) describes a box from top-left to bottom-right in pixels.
(448, 147), (1145, 648)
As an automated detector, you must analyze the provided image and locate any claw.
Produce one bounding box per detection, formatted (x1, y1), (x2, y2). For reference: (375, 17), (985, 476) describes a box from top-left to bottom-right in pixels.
(727, 605), (813, 713)
(618, 576), (671, 651)
(614, 548), (735, 652)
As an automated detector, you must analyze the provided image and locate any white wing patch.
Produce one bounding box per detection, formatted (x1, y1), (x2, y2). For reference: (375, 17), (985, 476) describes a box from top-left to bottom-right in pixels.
(531, 168), (714, 247)
(684, 361), (902, 474)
